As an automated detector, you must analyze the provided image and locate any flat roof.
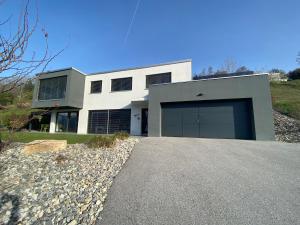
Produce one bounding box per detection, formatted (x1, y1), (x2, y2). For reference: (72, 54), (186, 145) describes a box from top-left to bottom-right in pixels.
(36, 59), (192, 76)
(88, 59), (192, 75)
(36, 67), (86, 76)
(151, 73), (269, 87)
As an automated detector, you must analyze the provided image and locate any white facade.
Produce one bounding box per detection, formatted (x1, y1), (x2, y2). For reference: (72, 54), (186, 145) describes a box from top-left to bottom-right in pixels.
(49, 60), (192, 135)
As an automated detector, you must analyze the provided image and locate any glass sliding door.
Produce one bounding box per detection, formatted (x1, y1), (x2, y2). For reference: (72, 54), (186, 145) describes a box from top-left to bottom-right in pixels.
(68, 112), (79, 132)
(56, 112), (78, 133)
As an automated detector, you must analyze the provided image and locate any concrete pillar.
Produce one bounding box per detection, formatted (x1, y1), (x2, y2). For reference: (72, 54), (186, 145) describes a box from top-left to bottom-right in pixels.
(49, 111), (56, 133)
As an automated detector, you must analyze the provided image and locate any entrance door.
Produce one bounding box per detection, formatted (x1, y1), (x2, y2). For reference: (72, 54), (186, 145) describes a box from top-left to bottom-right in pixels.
(141, 108), (148, 135)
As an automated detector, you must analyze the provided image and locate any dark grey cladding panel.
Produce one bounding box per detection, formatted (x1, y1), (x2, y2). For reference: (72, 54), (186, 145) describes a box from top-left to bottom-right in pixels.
(148, 74), (275, 141)
(32, 68), (85, 109)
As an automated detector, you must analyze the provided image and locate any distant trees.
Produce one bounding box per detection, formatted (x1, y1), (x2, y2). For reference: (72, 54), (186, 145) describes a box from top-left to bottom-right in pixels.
(193, 59), (252, 80)
(236, 66), (249, 73)
(287, 68), (300, 80)
(207, 66), (214, 75)
(222, 58), (237, 73)
(269, 68), (286, 75)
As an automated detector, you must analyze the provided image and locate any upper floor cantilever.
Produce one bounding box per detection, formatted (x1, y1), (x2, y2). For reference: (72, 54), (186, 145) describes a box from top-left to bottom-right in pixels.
(32, 67), (86, 109)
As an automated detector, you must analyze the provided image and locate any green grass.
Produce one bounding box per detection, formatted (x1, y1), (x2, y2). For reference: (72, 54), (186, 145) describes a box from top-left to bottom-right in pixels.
(0, 131), (97, 144)
(270, 79), (300, 120)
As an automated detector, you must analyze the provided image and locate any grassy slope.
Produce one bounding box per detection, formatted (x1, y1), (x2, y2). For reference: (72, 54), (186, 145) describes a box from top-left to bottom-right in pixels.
(1, 131), (96, 144)
(0, 91), (34, 125)
(270, 79), (300, 120)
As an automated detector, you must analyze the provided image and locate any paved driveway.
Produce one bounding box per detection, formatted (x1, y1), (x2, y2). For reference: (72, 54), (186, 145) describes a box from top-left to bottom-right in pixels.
(97, 137), (300, 225)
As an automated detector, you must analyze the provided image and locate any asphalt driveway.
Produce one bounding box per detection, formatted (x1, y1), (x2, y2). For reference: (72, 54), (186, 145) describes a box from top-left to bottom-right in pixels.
(97, 137), (300, 225)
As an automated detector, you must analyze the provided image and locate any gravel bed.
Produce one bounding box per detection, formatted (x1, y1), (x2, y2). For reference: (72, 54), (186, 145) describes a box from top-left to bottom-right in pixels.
(274, 111), (300, 143)
(0, 138), (138, 225)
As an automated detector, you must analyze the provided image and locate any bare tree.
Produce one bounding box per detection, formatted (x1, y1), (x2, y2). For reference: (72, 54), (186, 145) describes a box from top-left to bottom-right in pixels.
(207, 66), (213, 75)
(222, 58), (237, 73)
(297, 52), (300, 64)
(0, 0), (64, 94)
(0, 0), (64, 149)
(236, 66), (248, 73)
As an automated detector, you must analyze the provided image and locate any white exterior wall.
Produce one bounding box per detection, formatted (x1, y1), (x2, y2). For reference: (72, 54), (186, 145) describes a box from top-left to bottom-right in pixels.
(49, 111), (56, 133)
(74, 61), (192, 135)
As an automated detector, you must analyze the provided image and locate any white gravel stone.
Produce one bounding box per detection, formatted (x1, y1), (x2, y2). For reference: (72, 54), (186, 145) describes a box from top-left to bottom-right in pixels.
(274, 111), (300, 143)
(0, 137), (138, 224)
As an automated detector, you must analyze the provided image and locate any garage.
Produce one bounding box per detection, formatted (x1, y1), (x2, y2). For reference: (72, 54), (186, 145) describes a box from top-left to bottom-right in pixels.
(161, 99), (255, 140)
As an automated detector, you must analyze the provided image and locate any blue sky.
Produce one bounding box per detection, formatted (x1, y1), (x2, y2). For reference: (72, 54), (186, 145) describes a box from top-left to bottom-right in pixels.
(1, 0), (300, 75)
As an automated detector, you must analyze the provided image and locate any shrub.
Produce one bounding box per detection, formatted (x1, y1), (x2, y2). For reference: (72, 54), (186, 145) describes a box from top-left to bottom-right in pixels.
(0, 92), (14, 106)
(87, 135), (117, 148)
(114, 131), (129, 140)
(3, 113), (28, 130)
(287, 68), (300, 80)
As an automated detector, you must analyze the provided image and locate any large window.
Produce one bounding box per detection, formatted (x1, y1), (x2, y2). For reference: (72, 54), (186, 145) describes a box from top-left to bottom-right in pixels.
(88, 109), (131, 134)
(38, 76), (67, 100)
(91, 80), (102, 93)
(146, 72), (171, 88)
(55, 111), (78, 133)
(88, 110), (108, 134)
(111, 77), (132, 92)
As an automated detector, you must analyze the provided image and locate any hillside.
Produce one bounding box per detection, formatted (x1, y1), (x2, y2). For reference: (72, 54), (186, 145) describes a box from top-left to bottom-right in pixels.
(270, 79), (300, 120)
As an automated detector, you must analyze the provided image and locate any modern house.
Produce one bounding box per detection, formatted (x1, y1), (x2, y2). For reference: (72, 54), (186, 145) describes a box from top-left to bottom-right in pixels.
(32, 59), (275, 140)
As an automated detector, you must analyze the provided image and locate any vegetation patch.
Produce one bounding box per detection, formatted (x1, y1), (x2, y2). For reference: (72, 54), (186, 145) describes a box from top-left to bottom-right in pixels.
(270, 80), (300, 120)
(0, 131), (97, 144)
(114, 131), (130, 140)
(87, 132), (130, 148)
(87, 135), (117, 148)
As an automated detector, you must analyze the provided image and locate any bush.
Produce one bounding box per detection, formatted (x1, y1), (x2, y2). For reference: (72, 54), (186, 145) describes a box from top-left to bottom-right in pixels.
(0, 92), (14, 106)
(114, 131), (129, 140)
(3, 113), (28, 130)
(87, 135), (117, 148)
(287, 68), (300, 80)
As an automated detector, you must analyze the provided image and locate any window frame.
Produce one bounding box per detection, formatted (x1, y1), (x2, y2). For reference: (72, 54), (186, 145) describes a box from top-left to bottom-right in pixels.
(111, 77), (132, 92)
(55, 111), (78, 133)
(145, 72), (171, 89)
(90, 80), (102, 94)
(38, 75), (67, 100)
(87, 109), (131, 134)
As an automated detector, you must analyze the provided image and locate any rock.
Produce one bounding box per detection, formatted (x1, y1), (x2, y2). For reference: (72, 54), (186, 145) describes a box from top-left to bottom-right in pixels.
(96, 200), (101, 205)
(22, 140), (67, 155)
(0, 138), (139, 224)
(68, 219), (77, 225)
(52, 197), (60, 206)
(37, 210), (44, 218)
(80, 203), (90, 213)
(273, 111), (300, 143)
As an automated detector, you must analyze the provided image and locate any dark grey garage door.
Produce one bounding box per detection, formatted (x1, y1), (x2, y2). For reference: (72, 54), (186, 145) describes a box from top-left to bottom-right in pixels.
(161, 99), (254, 140)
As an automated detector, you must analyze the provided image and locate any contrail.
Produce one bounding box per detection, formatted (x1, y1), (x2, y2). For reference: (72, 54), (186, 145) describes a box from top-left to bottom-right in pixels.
(124, 0), (141, 44)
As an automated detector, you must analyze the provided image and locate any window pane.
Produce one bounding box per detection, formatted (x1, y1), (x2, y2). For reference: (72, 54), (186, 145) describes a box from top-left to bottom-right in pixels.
(68, 112), (78, 132)
(56, 112), (78, 133)
(88, 109), (131, 134)
(111, 77), (132, 91)
(88, 110), (108, 134)
(38, 76), (67, 100)
(56, 112), (68, 132)
(91, 81), (102, 93)
(108, 109), (131, 134)
(146, 72), (171, 88)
